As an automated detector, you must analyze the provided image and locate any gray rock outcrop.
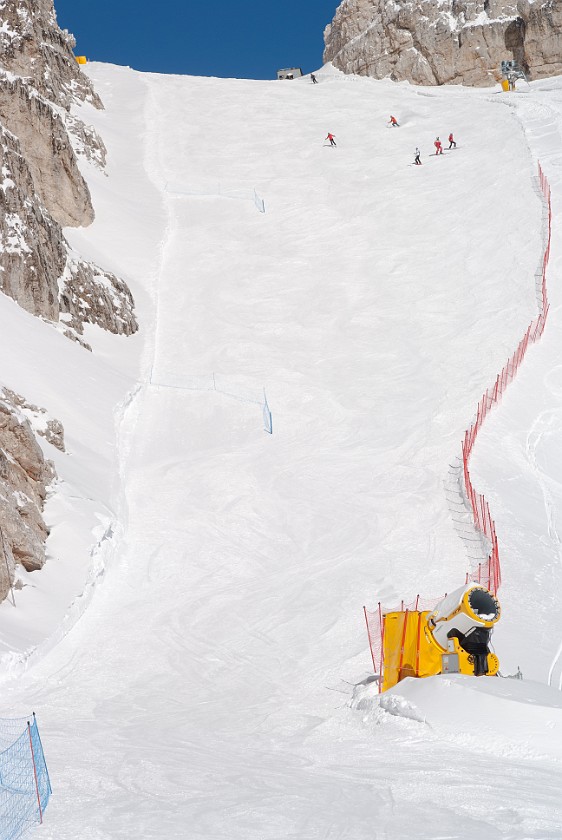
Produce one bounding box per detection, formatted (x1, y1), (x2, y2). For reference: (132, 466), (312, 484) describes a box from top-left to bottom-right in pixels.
(0, 0), (139, 598)
(0, 0), (138, 337)
(323, 0), (562, 86)
(60, 257), (138, 339)
(0, 387), (57, 598)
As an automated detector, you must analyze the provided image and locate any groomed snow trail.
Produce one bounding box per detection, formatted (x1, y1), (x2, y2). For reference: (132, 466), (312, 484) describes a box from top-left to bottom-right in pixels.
(0, 67), (562, 838)
(470, 81), (562, 694)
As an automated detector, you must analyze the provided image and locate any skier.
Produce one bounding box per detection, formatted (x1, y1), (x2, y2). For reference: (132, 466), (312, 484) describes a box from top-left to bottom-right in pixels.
(414, 147), (422, 165)
(448, 132), (456, 149)
(389, 115), (399, 127)
(326, 132), (336, 147)
(434, 136), (443, 155)
(311, 73), (318, 84)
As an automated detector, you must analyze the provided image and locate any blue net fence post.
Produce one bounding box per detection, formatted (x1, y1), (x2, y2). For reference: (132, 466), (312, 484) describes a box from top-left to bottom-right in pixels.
(28, 715), (51, 820)
(254, 190), (266, 214)
(27, 722), (42, 825)
(149, 371), (273, 434)
(263, 390), (273, 434)
(0, 714), (51, 840)
(165, 181), (265, 214)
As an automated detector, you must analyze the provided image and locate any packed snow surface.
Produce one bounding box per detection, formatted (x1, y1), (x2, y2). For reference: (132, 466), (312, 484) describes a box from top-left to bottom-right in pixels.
(0, 64), (561, 838)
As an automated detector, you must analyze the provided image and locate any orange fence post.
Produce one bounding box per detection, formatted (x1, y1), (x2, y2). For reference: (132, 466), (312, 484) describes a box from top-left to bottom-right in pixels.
(363, 606), (377, 674)
(415, 611), (423, 677)
(397, 609), (409, 681)
(378, 603), (385, 692)
(27, 721), (42, 825)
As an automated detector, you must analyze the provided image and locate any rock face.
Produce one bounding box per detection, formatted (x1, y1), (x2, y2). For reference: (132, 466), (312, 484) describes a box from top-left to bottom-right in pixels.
(0, 0), (139, 597)
(60, 258), (138, 341)
(0, 0), (100, 227)
(0, 0), (138, 337)
(0, 388), (57, 599)
(323, 0), (562, 86)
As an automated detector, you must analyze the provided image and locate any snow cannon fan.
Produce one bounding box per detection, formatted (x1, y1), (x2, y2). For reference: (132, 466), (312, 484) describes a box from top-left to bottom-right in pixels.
(381, 584), (500, 692)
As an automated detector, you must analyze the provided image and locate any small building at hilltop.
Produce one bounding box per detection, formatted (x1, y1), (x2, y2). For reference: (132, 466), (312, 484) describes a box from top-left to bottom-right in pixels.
(277, 67), (303, 80)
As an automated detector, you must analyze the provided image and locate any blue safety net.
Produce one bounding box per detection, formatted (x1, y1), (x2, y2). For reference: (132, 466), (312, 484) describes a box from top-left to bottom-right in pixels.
(0, 714), (51, 840)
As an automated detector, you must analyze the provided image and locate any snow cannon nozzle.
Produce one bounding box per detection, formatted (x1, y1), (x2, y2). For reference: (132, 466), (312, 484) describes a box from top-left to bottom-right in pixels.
(467, 587), (500, 623)
(427, 585), (501, 646)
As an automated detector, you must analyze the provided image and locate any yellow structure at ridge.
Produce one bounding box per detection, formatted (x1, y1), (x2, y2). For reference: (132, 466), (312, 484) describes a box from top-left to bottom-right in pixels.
(381, 584), (500, 692)
(75, 56), (87, 65)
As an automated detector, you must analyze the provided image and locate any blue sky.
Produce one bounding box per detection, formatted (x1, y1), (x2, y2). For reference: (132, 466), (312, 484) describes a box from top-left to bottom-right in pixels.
(54, 0), (339, 80)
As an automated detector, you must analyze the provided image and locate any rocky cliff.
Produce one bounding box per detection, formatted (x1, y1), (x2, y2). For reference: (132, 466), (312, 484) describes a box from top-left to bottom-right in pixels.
(0, 387), (60, 600)
(0, 0), (138, 596)
(323, 0), (562, 86)
(0, 0), (138, 337)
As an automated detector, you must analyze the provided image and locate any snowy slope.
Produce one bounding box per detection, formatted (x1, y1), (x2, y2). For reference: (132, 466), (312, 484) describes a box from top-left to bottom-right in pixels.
(0, 64), (561, 838)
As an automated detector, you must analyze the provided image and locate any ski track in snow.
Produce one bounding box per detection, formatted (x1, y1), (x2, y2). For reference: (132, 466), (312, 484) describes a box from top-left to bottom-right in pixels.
(526, 410), (562, 689)
(493, 86), (562, 693)
(1, 67), (562, 838)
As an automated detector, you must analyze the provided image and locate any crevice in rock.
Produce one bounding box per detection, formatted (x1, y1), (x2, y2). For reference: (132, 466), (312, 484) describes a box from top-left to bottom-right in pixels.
(504, 17), (529, 75)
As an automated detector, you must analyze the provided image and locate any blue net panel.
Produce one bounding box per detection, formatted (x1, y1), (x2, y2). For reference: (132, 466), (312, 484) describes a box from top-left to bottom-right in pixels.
(0, 714), (51, 840)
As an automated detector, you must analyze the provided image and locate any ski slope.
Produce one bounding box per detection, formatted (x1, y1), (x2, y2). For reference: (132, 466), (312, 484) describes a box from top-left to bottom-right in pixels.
(0, 64), (561, 838)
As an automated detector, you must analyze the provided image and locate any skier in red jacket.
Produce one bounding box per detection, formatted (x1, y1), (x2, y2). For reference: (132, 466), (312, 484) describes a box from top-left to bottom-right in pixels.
(448, 132), (456, 149)
(389, 115), (399, 127)
(434, 137), (443, 155)
(326, 132), (336, 146)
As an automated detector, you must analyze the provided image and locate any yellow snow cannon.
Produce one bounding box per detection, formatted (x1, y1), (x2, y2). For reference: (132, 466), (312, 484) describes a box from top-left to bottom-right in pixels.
(381, 584), (500, 692)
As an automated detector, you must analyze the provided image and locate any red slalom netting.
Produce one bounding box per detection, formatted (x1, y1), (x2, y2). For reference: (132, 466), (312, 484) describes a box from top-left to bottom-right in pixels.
(363, 596), (445, 676)
(364, 164), (552, 682)
(462, 162), (551, 593)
